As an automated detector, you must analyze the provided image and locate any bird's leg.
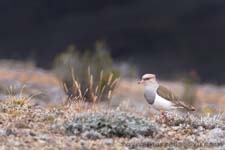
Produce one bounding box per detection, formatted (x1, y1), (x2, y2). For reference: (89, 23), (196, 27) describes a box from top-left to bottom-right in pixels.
(161, 111), (166, 122)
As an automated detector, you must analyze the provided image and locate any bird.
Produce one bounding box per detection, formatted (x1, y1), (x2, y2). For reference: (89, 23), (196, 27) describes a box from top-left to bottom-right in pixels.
(138, 73), (195, 120)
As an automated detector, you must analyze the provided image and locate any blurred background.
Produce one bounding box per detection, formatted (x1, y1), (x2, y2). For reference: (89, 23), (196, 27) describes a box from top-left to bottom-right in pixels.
(1, 0), (225, 83)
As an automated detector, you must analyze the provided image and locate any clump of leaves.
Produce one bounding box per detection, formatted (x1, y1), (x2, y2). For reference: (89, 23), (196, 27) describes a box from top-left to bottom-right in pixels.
(53, 42), (120, 103)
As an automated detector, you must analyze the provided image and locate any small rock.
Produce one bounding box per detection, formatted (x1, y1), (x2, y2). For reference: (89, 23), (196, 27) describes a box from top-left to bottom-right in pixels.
(29, 131), (36, 136)
(172, 126), (180, 131)
(167, 131), (176, 136)
(186, 124), (190, 128)
(6, 129), (14, 136)
(159, 127), (167, 133)
(208, 128), (224, 139)
(196, 131), (208, 141)
(80, 140), (86, 146)
(81, 130), (102, 140)
(178, 123), (184, 126)
(37, 134), (51, 142)
(0, 146), (6, 150)
(162, 124), (167, 128)
(0, 128), (7, 136)
(155, 132), (164, 139)
(15, 122), (29, 128)
(192, 128), (197, 132)
(11, 140), (21, 146)
(174, 134), (182, 140)
(185, 135), (196, 142)
(0, 128), (12, 136)
(197, 126), (204, 132)
(104, 139), (113, 146)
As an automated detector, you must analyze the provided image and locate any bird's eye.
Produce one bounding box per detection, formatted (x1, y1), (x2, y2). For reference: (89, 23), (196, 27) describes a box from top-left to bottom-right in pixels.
(144, 78), (150, 81)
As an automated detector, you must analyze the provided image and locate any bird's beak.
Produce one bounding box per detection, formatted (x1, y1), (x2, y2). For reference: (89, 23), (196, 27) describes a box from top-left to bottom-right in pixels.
(138, 80), (144, 84)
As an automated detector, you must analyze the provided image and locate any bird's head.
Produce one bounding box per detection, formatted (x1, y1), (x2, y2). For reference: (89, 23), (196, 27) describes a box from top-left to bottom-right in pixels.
(138, 73), (157, 86)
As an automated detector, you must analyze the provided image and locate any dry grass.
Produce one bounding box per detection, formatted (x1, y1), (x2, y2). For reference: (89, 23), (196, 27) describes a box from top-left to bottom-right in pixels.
(64, 67), (119, 104)
(6, 85), (40, 107)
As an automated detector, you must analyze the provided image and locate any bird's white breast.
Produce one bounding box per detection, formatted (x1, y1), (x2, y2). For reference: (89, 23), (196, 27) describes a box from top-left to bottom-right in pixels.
(152, 93), (174, 110)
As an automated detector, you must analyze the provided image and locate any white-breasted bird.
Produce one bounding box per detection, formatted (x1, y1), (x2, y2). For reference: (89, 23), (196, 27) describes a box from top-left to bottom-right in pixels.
(138, 73), (195, 118)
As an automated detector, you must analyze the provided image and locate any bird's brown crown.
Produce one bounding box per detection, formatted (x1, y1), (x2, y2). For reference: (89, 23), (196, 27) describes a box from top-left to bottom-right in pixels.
(142, 74), (156, 81)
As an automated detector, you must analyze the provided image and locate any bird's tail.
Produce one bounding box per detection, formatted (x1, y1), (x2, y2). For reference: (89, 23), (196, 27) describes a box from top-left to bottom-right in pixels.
(177, 101), (195, 111)
(187, 105), (195, 111)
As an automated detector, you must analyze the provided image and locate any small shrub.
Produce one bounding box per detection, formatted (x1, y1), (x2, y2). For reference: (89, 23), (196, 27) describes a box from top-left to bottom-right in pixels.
(6, 85), (37, 107)
(182, 69), (200, 105)
(156, 111), (225, 129)
(64, 111), (157, 138)
(65, 67), (119, 103)
(53, 42), (120, 103)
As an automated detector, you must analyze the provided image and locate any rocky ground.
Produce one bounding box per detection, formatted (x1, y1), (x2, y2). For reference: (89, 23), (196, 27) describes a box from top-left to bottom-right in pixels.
(0, 61), (224, 149)
(0, 99), (224, 150)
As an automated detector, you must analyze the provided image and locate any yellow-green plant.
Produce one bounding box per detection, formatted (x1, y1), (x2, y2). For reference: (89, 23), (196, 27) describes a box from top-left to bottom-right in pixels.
(6, 85), (38, 107)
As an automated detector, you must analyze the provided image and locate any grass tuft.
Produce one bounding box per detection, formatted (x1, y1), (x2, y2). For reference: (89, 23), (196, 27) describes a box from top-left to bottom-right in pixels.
(64, 67), (119, 104)
(6, 85), (39, 107)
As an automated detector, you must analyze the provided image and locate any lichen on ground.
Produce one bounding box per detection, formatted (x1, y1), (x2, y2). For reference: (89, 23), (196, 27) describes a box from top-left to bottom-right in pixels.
(64, 111), (157, 138)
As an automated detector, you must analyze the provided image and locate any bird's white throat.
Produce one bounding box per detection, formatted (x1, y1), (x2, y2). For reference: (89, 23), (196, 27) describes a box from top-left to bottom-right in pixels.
(144, 83), (158, 104)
